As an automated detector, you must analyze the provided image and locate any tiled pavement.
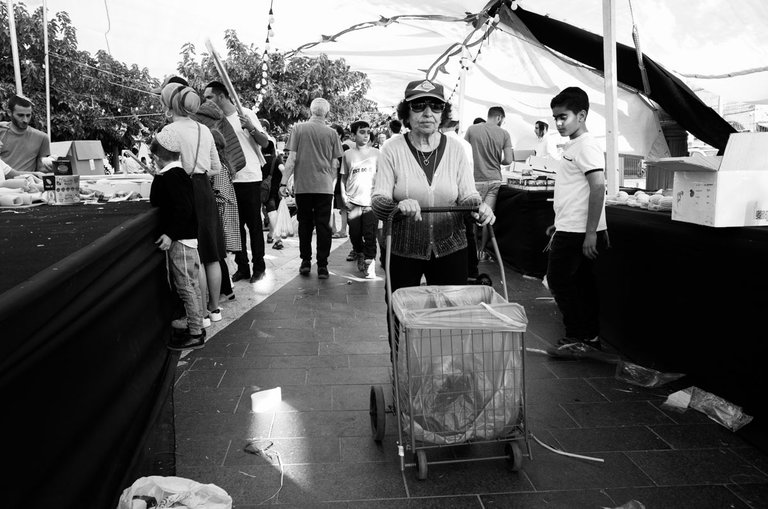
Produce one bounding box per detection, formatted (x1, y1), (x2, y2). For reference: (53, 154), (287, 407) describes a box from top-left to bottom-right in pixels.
(174, 240), (768, 508)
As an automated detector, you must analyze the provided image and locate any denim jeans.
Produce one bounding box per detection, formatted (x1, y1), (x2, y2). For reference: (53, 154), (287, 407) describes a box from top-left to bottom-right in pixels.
(295, 193), (333, 267)
(233, 182), (266, 275)
(546, 230), (608, 340)
(347, 205), (377, 260)
(168, 241), (205, 334)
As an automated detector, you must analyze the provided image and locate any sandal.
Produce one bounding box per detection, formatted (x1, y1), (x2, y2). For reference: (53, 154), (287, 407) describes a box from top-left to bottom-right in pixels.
(272, 240), (284, 250)
(266, 233), (274, 244)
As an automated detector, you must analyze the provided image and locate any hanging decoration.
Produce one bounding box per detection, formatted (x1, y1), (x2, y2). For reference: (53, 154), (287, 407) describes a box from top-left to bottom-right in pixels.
(257, 0), (275, 108)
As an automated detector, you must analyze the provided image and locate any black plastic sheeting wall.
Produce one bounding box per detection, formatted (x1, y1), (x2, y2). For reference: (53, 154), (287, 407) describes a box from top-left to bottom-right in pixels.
(0, 207), (176, 508)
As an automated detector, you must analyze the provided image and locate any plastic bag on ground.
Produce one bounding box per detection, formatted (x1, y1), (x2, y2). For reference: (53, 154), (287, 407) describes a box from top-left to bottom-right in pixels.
(615, 361), (686, 388)
(273, 198), (295, 238)
(117, 476), (232, 509)
(662, 386), (753, 432)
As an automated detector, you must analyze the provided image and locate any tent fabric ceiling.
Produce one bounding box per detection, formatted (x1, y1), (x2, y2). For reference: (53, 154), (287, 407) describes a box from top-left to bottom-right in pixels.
(511, 5), (736, 153)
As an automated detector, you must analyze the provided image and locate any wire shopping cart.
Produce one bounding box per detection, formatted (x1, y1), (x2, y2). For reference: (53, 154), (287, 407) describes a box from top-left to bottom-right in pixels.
(369, 206), (531, 480)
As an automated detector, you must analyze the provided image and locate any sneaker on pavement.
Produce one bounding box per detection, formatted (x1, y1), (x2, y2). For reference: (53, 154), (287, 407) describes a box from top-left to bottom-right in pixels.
(357, 254), (366, 273)
(346, 249), (357, 261)
(272, 240), (284, 250)
(299, 261), (311, 276)
(168, 329), (206, 351)
(209, 308), (222, 322)
(231, 270), (250, 282)
(364, 259), (376, 279)
(317, 266), (329, 279)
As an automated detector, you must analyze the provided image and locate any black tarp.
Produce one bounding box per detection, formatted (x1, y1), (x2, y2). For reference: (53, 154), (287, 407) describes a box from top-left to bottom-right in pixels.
(507, 4), (736, 153)
(0, 205), (175, 508)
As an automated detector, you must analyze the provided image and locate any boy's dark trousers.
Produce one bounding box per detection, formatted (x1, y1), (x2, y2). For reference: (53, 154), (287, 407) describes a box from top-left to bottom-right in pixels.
(546, 230), (608, 340)
(347, 205), (377, 260)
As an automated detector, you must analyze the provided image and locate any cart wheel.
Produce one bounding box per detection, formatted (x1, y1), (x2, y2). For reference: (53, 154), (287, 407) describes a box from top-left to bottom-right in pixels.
(477, 273), (492, 286)
(369, 386), (386, 442)
(415, 450), (428, 480)
(505, 442), (523, 472)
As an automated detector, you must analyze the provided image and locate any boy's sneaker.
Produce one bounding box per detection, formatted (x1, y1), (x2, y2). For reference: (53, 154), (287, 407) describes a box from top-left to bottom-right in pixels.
(346, 249), (357, 261)
(317, 266), (329, 279)
(168, 329), (206, 351)
(299, 261), (311, 276)
(364, 259), (376, 279)
(209, 308), (222, 322)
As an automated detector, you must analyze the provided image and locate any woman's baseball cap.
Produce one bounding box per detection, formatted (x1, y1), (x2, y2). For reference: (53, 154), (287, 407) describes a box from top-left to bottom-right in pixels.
(404, 79), (445, 101)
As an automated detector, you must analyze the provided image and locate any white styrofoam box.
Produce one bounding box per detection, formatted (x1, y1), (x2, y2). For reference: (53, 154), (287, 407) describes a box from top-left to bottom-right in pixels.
(80, 175), (153, 198)
(671, 132), (768, 227)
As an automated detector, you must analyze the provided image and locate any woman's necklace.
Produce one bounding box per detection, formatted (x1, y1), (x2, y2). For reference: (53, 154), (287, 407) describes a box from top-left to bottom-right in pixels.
(410, 133), (436, 166)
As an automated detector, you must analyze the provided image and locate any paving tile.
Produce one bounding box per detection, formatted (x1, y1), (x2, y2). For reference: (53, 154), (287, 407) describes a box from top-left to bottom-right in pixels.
(191, 340), (250, 357)
(224, 436), (341, 466)
(586, 377), (670, 402)
(332, 384), (393, 412)
(626, 448), (767, 486)
(244, 342), (319, 356)
(173, 464), (286, 505)
(190, 356), (271, 370)
(732, 447), (768, 475)
(174, 386), (245, 414)
(548, 425), (671, 453)
(606, 485), (751, 509)
(526, 402), (580, 431)
(319, 341), (390, 355)
(528, 378), (609, 405)
(250, 327), (332, 342)
(308, 366), (391, 385)
(314, 314), (372, 328)
(544, 358), (619, 379)
(218, 368), (308, 388)
(174, 411), (274, 440)
(561, 401), (675, 428)
(482, 490), (615, 508)
(340, 435), (402, 464)
(348, 353), (392, 368)
(333, 327), (388, 342)
(271, 410), (371, 438)
(726, 483), (768, 509)
(404, 457), (533, 496)
(175, 369), (225, 389)
(275, 462), (407, 504)
(345, 496), (484, 508)
(250, 317), (316, 329)
(175, 436), (231, 467)
(651, 400), (714, 425)
(269, 354), (349, 369)
(523, 450), (653, 491)
(521, 358), (557, 380)
(650, 423), (749, 449)
(235, 384), (333, 413)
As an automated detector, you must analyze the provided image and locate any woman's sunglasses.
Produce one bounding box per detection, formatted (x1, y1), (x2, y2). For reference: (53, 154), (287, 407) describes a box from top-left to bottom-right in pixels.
(409, 100), (446, 113)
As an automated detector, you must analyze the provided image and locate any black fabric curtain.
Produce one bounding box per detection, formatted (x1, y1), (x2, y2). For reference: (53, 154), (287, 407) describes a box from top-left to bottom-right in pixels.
(509, 5), (736, 153)
(0, 208), (175, 508)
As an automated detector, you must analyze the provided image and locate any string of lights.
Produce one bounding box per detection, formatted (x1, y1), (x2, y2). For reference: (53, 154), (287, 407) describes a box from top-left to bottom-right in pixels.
(49, 52), (158, 95)
(255, 0), (275, 108)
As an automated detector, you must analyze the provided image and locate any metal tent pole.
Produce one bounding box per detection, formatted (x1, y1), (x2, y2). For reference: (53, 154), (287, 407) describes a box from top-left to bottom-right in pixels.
(7, 0), (23, 95)
(602, 0), (619, 195)
(43, 0), (52, 138)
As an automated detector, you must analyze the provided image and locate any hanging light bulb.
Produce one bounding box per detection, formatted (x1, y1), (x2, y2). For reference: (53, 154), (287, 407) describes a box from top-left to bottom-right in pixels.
(265, 37), (271, 52)
(268, 24), (274, 38)
(261, 78), (267, 85)
(255, 82), (262, 89)
(510, 0), (519, 10)
(269, 7), (275, 25)
(262, 62), (268, 71)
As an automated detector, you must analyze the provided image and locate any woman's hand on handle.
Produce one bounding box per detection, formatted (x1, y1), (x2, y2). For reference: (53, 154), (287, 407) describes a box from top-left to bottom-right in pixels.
(397, 199), (422, 222)
(472, 202), (495, 227)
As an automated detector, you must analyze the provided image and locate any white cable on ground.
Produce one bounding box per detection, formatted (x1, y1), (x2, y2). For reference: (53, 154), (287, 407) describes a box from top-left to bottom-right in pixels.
(531, 433), (605, 463)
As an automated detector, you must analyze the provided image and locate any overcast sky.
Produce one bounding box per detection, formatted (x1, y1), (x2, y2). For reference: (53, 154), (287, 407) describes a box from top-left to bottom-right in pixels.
(17, 0), (768, 106)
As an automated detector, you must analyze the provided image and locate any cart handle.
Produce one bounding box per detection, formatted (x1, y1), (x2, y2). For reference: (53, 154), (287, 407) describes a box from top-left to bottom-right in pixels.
(385, 205), (480, 235)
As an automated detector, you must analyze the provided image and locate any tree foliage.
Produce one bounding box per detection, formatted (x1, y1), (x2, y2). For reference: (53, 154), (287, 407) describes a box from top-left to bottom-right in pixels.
(178, 30), (381, 132)
(0, 2), (164, 163)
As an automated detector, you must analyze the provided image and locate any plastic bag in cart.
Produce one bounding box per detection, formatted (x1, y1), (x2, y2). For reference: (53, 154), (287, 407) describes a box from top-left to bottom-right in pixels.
(391, 286), (528, 445)
(116, 476), (232, 509)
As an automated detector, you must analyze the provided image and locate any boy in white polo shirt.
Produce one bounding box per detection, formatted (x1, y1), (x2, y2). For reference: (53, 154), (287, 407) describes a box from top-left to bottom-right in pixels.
(546, 87), (609, 350)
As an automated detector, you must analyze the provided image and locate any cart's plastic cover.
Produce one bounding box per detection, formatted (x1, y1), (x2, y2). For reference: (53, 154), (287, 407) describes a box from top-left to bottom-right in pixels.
(392, 286), (528, 445)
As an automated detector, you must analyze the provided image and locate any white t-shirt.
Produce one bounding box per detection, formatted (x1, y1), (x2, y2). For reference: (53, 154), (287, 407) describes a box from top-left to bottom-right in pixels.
(0, 159), (12, 182)
(535, 134), (560, 159)
(341, 147), (378, 207)
(228, 109), (266, 183)
(553, 132), (607, 233)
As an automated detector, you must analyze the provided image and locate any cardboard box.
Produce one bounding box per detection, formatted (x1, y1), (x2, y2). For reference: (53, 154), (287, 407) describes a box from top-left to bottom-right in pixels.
(42, 175), (80, 205)
(670, 133), (768, 227)
(50, 140), (106, 176)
